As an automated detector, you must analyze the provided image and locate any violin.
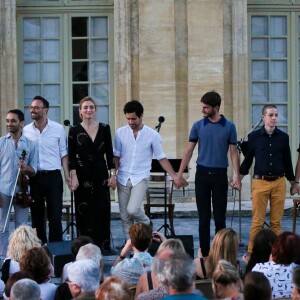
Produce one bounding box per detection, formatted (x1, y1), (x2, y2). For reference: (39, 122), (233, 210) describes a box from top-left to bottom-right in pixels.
(15, 150), (33, 208)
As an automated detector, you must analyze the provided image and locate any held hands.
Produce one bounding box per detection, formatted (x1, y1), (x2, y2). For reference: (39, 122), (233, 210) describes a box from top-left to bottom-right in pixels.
(290, 182), (300, 195)
(229, 174), (242, 191)
(70, 174), (79, 192)
(107, 176), (117, 190)
(173, 174), (189, 189)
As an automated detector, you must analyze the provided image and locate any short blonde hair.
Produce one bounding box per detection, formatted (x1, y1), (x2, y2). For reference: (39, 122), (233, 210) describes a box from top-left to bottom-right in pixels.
(157, 238), (185, 253)
(7, 226), (41, 261)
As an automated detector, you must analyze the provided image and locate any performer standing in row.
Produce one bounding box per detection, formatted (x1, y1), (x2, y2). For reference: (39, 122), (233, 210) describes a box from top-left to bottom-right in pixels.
(23, 96), (71, 244)
(240, 104), (294, 254)
(68, 96), (116, 251)
(176, 91), (241, 257)
(113, 100), (185, 242)
(0, 109), (37, 259)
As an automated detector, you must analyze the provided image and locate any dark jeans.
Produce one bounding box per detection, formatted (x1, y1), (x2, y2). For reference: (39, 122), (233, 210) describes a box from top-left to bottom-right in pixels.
(195, 168), (228, 256)
(30, 171), (63, 244)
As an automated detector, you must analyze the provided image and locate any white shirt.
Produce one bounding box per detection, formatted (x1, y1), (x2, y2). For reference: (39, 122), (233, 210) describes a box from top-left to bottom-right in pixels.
(114, 125), (166, 186)
(39, 282), (57, 300)
(23, 119), (68, 171)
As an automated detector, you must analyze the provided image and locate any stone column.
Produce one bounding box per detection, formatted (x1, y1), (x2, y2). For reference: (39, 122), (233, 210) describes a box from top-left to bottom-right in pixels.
(0, 0), (18, 135)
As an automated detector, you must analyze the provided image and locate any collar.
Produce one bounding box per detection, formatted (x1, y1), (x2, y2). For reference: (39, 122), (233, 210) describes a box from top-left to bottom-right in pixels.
(5, 132), (26, 142)
(260, 125), (278, 136)
(204, 114), (226, 127)
(32, 118), (50, 129)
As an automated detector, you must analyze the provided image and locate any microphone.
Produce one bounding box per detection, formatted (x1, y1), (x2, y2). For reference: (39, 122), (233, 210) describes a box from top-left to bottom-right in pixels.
(155, 116), (165, 132)
(64, 120), (72, 128)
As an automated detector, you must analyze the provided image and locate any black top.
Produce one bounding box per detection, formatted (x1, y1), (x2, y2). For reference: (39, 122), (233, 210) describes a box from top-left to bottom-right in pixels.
(240, 126), (294, 181)
(68, 122), (115, 181)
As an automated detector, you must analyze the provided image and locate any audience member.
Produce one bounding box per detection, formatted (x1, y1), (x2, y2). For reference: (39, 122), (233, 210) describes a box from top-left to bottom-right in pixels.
(10, 278), (40, 300)
(243, 228), (277, 275)
(3, 271), (33, 300)
(20, 247), (57, 300)
(243, 271), (271, 300)
(0, 279), (4, 299)
(163, 252), (207, 299)
(212, 259), (243, 300)
(135, 238), (186, 298)
(194, 228), (239, 279)
(95, 276), (131, 300)
(66, 259), (100, 299)
(293, 265), (300, 300)
(111, 223), (153, 285)
(61, 235), (93, 282)
(1, 225), (41, 283)
(252, 231), (300, 299)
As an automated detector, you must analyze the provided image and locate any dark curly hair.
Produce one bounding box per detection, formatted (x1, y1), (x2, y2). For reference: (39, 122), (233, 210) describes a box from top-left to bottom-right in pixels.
(20, 247), (51, 284)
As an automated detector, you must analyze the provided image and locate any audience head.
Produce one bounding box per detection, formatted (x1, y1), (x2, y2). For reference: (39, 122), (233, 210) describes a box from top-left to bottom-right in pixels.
(207, 228), (239, 275)
(95, 276), (131, 300)
(245, 228), (277, 274)
(10, 278), (40, 300)
(67, 259), (100, 297)
(212, 259), (241, 299)
(243, 271), (271, 300)
(152, 249), (175, 285)
(71, 235), (93, 258)
(20, 247), (51, 284)
(271, 231), (300, 264)
(4, 271), (33, 299)
(157, 238), (185, 253)
(164, 252), (195, 293)
(293, 265), (300, 300)
(76, 243), (102, 267)
(129, 223), (152, 252)
(123, 100), (144, 118)
(7, 225), (41, 261)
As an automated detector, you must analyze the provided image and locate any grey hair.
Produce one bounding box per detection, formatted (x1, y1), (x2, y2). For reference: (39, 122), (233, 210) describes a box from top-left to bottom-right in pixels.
(10, 278), (40, 300)
(163, 252), (195, 292)
(67, 259), (100, 292)
(76, 243), (102, 266)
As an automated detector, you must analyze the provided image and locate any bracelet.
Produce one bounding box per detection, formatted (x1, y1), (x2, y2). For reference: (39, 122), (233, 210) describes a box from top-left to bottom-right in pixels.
(111, 169), (116, 176)
(119, 255), (126, 260)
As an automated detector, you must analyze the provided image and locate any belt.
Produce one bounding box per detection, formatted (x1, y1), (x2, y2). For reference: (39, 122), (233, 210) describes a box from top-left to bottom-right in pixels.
(37, 170), (60, 175)
(253, 175), (284, 181)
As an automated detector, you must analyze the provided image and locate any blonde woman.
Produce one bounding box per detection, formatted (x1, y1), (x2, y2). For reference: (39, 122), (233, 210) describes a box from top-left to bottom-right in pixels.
(1, 225), (41, 283)
(68, 96), (116, 252)
(194, 228), (239, 279)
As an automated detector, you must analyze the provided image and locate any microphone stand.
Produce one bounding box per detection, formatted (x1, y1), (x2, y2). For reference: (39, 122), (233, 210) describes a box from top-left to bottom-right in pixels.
(155, 122), (162, 133)
(235, 118), (263, 247)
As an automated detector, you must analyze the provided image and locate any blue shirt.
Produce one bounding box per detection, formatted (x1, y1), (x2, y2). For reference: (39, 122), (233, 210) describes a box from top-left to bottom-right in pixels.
(0, 133), (38, 196)
(189, 115), (237, 169)
(240, 126), (294, 181)
(114, 125), (166, 186)
(111, 252), (152, 285)
(163, 294), (207, 300)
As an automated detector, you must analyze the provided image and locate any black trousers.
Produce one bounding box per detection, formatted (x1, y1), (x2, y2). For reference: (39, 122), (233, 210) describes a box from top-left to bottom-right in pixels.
(195, 168), (228, 256)
(30, 171), (63, 244)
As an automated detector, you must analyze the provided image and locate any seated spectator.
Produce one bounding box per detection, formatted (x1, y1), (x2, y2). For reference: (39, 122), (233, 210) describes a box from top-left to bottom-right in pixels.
(10, 278), (40, 300)
(0, 279), (4, 299)
(20, 247), (57, 300)
(135, 238), (186, 298)
(55, 243), (102, 300)
(111, 223), (153, 285)
(1, 225), (41, 283)
(243, 228), (277, 275)
(243, 271), (271, 300)
(252, 231), (300, 299)
(212, 259), (243, 300)
(293, 265), (300, 300)
(3, 271), (33, 300)
(66, 259), (100, 299)
(95, 276), (131, 300)
(61, 235), (93, 282)
(163, 252), (207, 299)
(194, 228), (239, 279)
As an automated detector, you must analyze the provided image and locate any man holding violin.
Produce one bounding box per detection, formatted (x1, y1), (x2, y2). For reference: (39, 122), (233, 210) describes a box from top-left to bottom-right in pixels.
(0, 109), (38, 261)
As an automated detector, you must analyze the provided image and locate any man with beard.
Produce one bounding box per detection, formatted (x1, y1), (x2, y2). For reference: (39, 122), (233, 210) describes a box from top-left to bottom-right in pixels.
(23, 96), (71, 244)
(0, 109), (37, 260)
(113, 100), (185, 243)
(176, 91), (241, 257)
(240, 104), (294, 254)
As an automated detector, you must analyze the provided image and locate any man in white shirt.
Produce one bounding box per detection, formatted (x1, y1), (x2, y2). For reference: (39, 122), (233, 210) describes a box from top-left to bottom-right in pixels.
(23, 96), (71, 244)
(114, 100), (185, 241)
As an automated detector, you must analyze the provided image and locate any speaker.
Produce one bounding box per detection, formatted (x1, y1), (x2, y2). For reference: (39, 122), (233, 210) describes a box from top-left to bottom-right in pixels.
(166, 235), (194, 258)
(44, 241), (73, 277)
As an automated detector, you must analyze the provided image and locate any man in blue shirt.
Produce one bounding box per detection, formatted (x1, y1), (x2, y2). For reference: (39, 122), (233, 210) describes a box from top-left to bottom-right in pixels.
(177, 91), (241, 257)
(0, 109), (37, 260)
(240, 104), (294, 254)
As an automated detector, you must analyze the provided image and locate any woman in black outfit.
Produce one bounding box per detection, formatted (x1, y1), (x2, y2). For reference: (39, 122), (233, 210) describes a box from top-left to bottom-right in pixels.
(68, 96), (116, 251)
